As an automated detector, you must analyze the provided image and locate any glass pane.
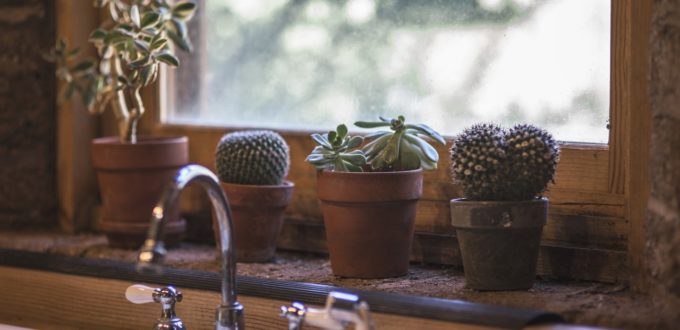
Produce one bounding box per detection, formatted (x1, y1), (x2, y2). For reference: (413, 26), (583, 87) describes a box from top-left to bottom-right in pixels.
(166, 0), (611, 143)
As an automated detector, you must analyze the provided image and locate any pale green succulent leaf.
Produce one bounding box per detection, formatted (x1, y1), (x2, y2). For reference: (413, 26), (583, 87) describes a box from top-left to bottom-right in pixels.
(346, 136), (364, 149)
(311, 133), (332, 149)
(405, 124), (446, 145)
(130, 5), (141, 28)
(403, 134), (439, 163)
(354, 121), (391, 128)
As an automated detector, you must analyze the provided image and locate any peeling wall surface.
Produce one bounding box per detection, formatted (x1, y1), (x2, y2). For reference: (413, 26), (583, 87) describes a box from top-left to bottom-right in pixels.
(648, 0), (680, 323)
(0, 0), (56, 227)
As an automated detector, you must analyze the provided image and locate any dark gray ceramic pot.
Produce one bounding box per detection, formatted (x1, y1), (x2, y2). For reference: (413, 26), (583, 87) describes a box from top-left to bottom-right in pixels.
(450, 197), (548, 290)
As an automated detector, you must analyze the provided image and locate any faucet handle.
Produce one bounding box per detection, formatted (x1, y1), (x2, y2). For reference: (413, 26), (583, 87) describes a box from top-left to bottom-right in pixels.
(126, 284), (186, 330)
(280, 291), (374, 330)
(125, 284), (157, 304)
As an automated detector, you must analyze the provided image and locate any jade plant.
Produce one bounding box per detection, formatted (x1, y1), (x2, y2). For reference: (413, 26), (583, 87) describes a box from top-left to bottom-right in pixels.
(44, 0), (197, 143)
(215, 130), (290, 185)
(306, 116), (445, 172)
(450, 123), (560, 201)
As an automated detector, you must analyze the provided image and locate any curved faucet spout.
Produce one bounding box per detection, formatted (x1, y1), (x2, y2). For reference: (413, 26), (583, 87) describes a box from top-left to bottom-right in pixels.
(137, 164), (245, 329)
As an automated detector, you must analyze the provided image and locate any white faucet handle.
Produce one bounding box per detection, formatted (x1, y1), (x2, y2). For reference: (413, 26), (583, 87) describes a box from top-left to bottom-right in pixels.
(125, 284), (156, 304)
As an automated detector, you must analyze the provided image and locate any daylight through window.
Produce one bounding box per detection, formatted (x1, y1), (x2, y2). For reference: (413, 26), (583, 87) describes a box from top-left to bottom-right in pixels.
(165, 0), (611, 143)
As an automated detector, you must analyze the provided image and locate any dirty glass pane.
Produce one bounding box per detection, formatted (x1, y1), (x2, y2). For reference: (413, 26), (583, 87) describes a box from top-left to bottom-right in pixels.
(166, 0), (611, 143)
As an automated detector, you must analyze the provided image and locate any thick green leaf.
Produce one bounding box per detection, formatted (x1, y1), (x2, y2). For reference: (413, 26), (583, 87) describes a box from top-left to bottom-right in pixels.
(405, 124), (446, 145)
(130, 5), (141, 28)
(346, 136), (363, 149)
(343, 161), (364, 172)
(311, 133), (331, 149)
(151, 38), (168, 50)
(128, 56), (150, 69)
(361, 133), (392, 157)
(89, 29), (107, 41)
(140, 64), (156, 85)
(336, 124), (348, 139)
(398, 141), (422, 171)
(155, 51), (179, 67)
(172, 2), (197, 19)
(354, 121), (392, 128)
(141, 12), (160, 29)
(171, 17), (188, 38)
(166, 29), (193, 52)
(104, 31), (130, 45)
(134, 40), (150, 53)
(328, 131), (337, 144)
(403, 134), (439, 163)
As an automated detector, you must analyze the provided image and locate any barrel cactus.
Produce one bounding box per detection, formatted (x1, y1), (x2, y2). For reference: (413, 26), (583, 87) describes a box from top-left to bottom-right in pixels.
(215, 130), (290, 185)
(450, 123), (559, 201)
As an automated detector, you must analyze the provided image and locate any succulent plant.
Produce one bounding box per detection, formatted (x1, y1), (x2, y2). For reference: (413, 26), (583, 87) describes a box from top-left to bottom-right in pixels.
(355, 115), (446, 171)
(45, 0), (196, 143)
(450, 123), (559, 201)
(306, 124), (367, 172)
(215, 130), (290, 185)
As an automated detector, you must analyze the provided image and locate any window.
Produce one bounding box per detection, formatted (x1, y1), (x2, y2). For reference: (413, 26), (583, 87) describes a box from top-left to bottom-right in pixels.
(136, 0), (649, 284)
(165, 0), (610, 143)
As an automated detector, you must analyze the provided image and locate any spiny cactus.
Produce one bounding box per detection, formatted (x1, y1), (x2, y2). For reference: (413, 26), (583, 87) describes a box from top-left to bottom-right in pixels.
(450, 123), (559, 201)
(504, 124), (560, 200)
(306, 124), (367, 172)
(450, 124), (509, 200)
(215, 130), (290, 185)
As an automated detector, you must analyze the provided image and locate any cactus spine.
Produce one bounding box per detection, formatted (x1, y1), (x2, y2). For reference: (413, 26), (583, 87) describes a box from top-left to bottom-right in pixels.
(450, 124), (559, 201)
(215, 130), (290, 185)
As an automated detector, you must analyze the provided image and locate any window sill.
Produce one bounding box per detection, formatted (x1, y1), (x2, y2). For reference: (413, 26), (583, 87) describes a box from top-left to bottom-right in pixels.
(0, 229), (665, 329)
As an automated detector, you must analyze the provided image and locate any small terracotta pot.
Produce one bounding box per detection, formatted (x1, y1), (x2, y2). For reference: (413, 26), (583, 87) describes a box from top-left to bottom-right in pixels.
(91, 136), (188, 249)
(317, 169), (423, 278)
(450, 198), (548, 290)
(217, 181), (294, 262)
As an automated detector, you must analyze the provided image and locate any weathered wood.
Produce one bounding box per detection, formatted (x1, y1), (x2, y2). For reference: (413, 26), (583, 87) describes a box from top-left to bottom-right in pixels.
(612, 0), (652, 292)
(277, 221), (629, 283)
(55, 0), (100, 232)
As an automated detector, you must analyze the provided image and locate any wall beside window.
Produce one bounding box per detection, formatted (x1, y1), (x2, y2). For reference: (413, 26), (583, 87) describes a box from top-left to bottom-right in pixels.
(0, 0), (57, 228)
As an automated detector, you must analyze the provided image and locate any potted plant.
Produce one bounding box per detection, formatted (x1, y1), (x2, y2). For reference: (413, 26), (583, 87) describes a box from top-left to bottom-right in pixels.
(449, 123), (560, 290)
(46, 0), (197, 248)
(306, 116), (445, 278)
(215, 130), (293, 262)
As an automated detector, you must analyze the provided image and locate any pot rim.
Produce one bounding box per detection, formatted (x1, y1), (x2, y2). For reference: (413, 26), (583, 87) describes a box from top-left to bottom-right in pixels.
(220, 180), (295, 189)
(318, 168), (423, 177)
(92, 135), (188, 145)
(450, 197), (548, 205)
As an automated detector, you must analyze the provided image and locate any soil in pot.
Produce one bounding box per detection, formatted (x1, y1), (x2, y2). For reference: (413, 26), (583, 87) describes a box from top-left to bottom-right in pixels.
(92, 136), (188, 249)
(450, 198), (548, 290)
(217, 181), (294, 262)
(317, 169), (423, 278)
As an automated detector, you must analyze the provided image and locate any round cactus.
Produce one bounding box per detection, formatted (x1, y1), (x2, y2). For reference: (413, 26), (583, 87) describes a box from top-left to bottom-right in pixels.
(215, 130), (290, 185)
(504, 124), (559, 200)
(450, 123), (559, 201)
(450, 123), (509, 200)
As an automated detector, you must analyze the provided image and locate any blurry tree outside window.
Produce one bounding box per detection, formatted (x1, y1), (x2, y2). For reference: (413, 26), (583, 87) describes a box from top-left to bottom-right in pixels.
(166, 0), (610, 143)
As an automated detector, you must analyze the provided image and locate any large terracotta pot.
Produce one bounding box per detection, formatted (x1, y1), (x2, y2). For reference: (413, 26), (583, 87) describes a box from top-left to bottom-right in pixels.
(317, 169), (423, 278)
(218, 181), (294, 262)
(450, 198), (548, 290)
(91, 136), (188, 249)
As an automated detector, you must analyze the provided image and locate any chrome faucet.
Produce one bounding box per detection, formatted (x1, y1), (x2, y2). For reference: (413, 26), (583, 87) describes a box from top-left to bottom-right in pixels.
(137, 164), (245, 330)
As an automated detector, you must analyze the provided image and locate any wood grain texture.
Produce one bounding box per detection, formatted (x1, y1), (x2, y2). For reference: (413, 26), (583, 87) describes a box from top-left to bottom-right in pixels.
(0, 266), (528, 330)
(55, 0), (101, 232)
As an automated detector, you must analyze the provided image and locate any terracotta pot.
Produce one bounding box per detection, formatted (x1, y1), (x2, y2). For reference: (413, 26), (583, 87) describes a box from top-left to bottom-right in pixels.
(450, 198), (548, 290)
(317, 169), (423, 278)
(217, 181), (294, 262)
(91, 136), (188, 249)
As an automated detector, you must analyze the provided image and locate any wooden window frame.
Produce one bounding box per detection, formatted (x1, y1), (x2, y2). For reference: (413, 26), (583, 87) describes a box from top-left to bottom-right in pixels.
(57, 0), (651, 288)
